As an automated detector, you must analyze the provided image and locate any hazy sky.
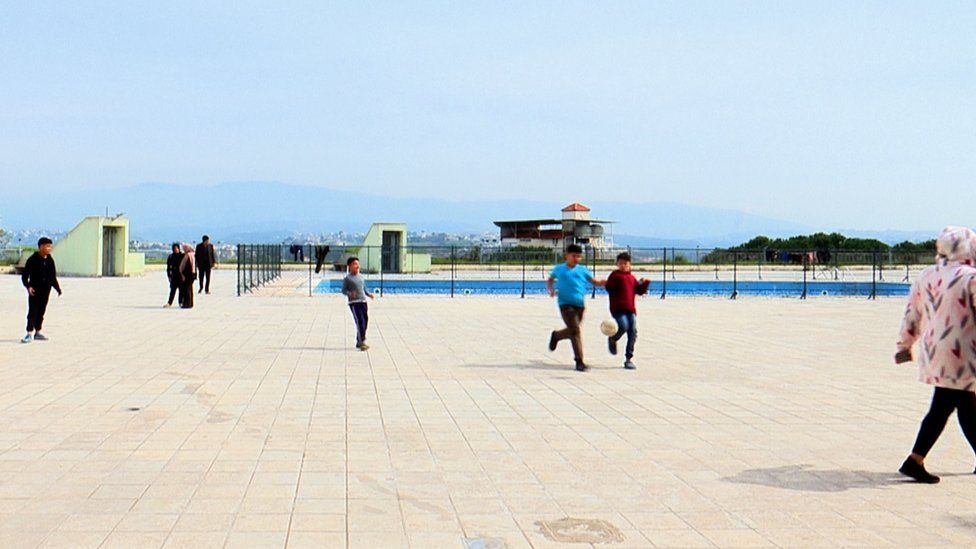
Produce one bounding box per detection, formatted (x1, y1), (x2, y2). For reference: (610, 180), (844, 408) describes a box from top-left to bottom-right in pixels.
(1, 1), (973, 230)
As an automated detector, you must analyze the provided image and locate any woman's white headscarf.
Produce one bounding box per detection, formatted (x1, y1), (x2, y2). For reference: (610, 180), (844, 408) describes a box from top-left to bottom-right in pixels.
(936, 226), (976, 265)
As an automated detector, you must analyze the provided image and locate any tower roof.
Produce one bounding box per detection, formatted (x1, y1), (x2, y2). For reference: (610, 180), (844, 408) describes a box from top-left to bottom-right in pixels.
(561, 202), (591, 212)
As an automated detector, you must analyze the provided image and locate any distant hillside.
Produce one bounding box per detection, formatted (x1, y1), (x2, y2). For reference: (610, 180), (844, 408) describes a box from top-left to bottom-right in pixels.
(0, 180), (931, 245)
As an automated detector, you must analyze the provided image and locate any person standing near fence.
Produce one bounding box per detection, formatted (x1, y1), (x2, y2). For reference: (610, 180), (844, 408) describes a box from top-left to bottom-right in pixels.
(895, 226), (976, 484)
(165, 243), (183, 308)
(20, 237), (62, 344)
(343, 257), (374, 350)
(196, 235), (217, 294)
(547, 244), (605, 371)
(179, 243), (196, 309)
(605, 252), (650, 370)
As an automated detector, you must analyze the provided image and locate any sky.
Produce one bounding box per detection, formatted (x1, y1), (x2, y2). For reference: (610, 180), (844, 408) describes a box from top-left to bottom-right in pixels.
(1, 1), (974, 230)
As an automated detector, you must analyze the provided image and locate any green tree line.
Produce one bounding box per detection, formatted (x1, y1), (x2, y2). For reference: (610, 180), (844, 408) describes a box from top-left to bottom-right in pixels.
(727, 232), (935, 253)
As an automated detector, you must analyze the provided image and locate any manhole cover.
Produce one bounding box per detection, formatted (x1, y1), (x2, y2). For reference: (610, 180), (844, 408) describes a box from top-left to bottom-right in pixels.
(463, 537), (508, 549)
(536, 517), (624, 544)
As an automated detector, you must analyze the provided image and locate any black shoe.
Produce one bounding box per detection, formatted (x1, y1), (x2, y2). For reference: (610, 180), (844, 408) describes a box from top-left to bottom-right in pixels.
(608, 337), (617, 355)
(549, 331), (558, 351)
(575, 361), (589, 372)
(899, 457), (940, 484)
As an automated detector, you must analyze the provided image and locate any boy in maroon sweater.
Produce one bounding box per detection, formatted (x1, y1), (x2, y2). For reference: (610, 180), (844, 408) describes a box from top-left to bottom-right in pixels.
(605, 252), (650, 369)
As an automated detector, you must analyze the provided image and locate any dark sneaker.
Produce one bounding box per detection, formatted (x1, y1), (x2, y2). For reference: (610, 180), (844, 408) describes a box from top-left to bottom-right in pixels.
(899, 457), (939, 484)
(549, 331), (558, 351)
(624, 360), (636, 370)
(575, 361), (589, 372)
(33, 333), (48, 341)
(608, 337), (617, 355)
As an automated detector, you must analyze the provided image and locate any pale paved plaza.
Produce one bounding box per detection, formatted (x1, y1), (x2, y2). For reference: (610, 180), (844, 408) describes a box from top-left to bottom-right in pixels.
(3, 270), (976, 548)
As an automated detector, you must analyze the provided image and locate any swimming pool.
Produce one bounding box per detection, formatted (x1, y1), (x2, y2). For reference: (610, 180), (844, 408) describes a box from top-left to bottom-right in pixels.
(315, 279), (910, 297)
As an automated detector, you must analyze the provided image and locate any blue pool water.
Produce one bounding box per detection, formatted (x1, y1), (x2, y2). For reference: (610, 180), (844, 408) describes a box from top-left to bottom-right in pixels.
(315, 279), (910, 297)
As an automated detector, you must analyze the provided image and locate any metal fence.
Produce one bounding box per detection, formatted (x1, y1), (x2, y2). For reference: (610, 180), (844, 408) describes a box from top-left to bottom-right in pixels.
(236, 244), (933, 299)
(236, 244), (282, 295)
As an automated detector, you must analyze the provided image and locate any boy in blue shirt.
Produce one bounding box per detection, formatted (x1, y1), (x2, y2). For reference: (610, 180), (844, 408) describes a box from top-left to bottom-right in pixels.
(547, 244), (605, 371)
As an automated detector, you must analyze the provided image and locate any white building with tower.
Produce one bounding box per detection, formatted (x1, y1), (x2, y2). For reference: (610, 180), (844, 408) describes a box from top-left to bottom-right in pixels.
(493, 203), (613, 250)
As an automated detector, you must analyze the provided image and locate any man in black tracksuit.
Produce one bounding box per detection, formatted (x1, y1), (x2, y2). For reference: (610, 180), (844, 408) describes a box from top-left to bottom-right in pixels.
(21, 237), (62, 343)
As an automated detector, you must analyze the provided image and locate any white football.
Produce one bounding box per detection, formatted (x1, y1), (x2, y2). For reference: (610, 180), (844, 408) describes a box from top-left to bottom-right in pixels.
(600, 319), (618, 336)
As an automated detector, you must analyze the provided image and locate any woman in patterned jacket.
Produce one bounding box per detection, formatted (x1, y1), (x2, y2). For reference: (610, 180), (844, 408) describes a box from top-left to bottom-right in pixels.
(896, 226), (976, 483)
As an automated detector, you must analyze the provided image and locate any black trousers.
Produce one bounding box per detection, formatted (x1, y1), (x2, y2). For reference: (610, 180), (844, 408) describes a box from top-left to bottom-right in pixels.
(168, 281), (180, 306)
(912, 387), (976, 457)
(26, 286), (52, 332)
(349, 302), (368, 344)
(198, 267), (212, 293)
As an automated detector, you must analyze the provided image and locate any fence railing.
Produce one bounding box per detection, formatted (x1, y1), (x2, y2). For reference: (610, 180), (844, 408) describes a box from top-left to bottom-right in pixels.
(236, 244), (282, 296)
(236, 244), (931, 299)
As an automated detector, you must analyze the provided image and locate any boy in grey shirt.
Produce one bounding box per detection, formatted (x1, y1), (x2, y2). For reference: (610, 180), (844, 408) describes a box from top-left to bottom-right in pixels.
(342, 257), (374, 350)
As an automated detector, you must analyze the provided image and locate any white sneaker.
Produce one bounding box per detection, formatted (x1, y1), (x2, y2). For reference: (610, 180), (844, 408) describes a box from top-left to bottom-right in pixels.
(21, 334), (33, 344)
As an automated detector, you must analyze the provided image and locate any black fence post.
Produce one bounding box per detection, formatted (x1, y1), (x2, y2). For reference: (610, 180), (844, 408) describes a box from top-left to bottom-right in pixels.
(451, 246), (456, 298)
(379, 246), (385, 297)
(660, 247), (667, 299)
(236, 244), (242, 296)
(591, 246), (597, 299)
(521, 249), (526, 299)
(731, 251), (738, 300)
(870, 251), (878, 300)
(758, 248), (763, 281)
(801, 252), (808, 300)
(671, 247), (676, 280)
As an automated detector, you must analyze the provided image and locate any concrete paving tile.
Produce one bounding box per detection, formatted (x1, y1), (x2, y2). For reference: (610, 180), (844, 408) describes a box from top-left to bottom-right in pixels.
(0, 272), (965, 548)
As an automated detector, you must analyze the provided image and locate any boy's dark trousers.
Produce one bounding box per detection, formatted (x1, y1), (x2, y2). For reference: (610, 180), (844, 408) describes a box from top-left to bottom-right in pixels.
(611, 312), (637, 359)
(554, 305), (585, 363)
(349, 302), (368, 345)
(26, 286), (52, 332)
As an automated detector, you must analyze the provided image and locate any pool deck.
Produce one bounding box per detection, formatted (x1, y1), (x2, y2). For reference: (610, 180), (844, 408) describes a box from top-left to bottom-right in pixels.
(2, 270), (975, 548)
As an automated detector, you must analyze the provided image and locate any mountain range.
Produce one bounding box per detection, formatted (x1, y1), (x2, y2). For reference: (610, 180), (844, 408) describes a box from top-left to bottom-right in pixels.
(2, 181), (935, 247)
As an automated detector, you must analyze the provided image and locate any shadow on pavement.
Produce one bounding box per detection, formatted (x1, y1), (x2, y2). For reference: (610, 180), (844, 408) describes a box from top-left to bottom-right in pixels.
(460, 360), (583, 372)
(277, 347), (355, 352)
(723, 464), (906, 492)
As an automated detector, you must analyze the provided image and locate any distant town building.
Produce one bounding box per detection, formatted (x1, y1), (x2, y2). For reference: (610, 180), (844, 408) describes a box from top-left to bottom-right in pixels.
(493, 202), (613, 249)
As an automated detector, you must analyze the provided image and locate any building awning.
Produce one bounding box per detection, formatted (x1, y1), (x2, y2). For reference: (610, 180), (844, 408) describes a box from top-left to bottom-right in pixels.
(494, 219), (615, 227)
